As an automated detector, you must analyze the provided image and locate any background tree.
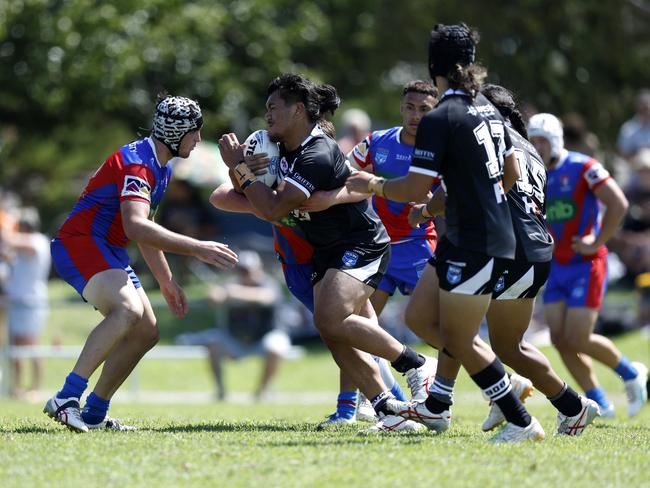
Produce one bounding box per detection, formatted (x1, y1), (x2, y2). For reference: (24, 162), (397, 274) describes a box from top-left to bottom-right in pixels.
(1, 0), (649, 231)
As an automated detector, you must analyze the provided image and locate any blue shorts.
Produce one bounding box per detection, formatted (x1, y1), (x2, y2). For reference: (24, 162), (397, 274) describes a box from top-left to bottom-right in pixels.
(282, 263), (314, 313)
(378, 239), (436, 296)
(543, 256), (608, 309)
(51, 237), (141, 298)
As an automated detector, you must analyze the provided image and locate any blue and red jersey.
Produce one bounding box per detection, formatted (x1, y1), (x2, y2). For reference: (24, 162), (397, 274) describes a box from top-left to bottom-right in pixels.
(349, 127), (437, 243)
(272, 223), (313, 266)
(57, 138), (171, 246)
(545, 150), (610, 265)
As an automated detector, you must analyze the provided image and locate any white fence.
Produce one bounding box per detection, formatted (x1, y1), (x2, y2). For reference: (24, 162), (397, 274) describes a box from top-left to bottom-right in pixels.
(0, 344), (209, 398)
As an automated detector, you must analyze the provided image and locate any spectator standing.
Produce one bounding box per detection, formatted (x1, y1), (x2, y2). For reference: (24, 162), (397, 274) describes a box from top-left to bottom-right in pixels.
(1, 207), (50, 398)
(337, 108), (372, 155)
(617, 89), (650, 160)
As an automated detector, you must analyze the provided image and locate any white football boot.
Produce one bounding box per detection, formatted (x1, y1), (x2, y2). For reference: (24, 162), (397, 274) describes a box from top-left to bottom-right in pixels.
(392, 401), (451, 433)
(556, 396), (600, 436)
(405, 355), (437, 403)
(43, 395), (88, 433)
(489, 416), (545, 443)
(625, 362), (648, 417)
(481, 373), (534, 431)
(362, 414), (426, 434)
(317, 412), (356, 430)
(85, 416), (137, 431)
(356, 394), (378, 423)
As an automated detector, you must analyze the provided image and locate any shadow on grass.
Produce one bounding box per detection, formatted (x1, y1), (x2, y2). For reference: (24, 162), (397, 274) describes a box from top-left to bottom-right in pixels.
(147, 422), (321, 433)
(0, 425), (66, 434)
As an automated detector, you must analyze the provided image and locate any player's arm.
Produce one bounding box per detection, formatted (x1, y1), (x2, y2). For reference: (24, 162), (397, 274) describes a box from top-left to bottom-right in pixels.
(218, 133), (308, 221)
(298, 184), (369, 213)
(502, 151), (520, 192)
(121, 200), (237, 268)
(137, 242), (188, 318)
(408, 185), (446, 227)
(572, 167), (629, 255)
(591, 179), (629, 247)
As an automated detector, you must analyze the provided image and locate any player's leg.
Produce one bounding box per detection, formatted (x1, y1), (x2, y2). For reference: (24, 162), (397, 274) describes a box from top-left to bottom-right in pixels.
(313, 269), (429, 426)
(44, 268), (144, 432)
(487, 296), (598, 435)
(313, 269), (410, 365)
(565, 257), (647, 416)
(430, 244), (542, 441)
(207, 342), (226, 400)
(404, 263), (460, 416)
(81, 285), (158, 429)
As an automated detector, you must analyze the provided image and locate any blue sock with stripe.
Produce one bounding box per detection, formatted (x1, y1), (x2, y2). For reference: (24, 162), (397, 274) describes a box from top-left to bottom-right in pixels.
(81, 392), (111, 425)
(336, 391), (357, 420)
(57, 372), (88, 400)
(585, 386), (612, 410)
(614, 356), (638, 381)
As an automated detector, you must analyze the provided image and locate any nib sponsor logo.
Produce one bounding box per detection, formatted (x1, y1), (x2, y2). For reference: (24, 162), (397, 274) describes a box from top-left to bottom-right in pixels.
(546, 198), (576, 223)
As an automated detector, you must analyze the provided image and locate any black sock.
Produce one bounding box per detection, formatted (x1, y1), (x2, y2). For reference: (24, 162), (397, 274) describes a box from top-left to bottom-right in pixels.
(370, 390), (393, 416)
(425, 394), (449, 414)
(471, 359), (531, 428)
(548, 383), (582, 417)
(391, 346), (425, 373)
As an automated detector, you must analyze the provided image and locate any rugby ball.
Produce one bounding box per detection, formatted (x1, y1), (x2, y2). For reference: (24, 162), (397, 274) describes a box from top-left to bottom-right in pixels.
(244, 130), (280, 187)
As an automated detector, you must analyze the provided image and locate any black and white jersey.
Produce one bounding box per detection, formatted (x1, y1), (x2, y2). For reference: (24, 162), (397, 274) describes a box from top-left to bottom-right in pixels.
(410, 90), (516, 259)
(278, 125), (389, 249)
(507, 127), (554, 263)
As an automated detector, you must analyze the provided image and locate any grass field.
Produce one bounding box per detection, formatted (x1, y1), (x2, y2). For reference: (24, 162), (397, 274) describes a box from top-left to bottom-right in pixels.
(1, 281), (650, 487)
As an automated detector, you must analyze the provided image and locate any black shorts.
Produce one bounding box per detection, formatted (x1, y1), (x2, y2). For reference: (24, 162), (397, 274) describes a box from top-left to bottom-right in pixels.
(311, 242), (390, 289)
(431, 237), (508, 295)
(492, 260), (551, 300)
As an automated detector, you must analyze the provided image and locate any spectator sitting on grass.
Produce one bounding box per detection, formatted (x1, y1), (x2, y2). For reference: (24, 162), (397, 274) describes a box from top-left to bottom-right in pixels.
(175, 250), (290, 401)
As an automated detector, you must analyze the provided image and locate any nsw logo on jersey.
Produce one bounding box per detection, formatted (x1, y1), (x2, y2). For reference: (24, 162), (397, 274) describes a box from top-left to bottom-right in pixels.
(121, 175), (151, 201)
(446, 264), (462, 285)
(342, 251), (359, 267)
(494, 275), (505, 292)
(546, 197), (577, 223)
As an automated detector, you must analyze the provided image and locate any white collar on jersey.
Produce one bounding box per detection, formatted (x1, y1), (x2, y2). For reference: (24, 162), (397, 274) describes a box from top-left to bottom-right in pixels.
(298, 124), (325, 149)
(145, 137), (163, 168)
(393, 127), (403, 143)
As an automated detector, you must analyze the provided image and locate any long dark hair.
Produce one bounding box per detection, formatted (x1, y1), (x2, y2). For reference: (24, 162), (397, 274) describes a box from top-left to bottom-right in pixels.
(481, 83), (528, 138)
(267, 74), (341, 123)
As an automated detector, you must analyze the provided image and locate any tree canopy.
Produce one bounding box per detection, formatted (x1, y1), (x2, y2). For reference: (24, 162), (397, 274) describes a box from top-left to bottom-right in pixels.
(1, 0), (649, 230)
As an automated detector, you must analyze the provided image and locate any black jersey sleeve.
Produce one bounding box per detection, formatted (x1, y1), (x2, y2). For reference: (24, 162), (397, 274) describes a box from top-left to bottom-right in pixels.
(410, 110), (449, 178)
(284, 146), (332, 197)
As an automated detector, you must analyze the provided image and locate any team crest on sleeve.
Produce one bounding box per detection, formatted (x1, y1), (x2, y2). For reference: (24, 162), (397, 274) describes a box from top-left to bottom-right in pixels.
(121, 175), (151, 200)
(342, 251), (359, 267)
(446, 264), (462, 285)
(353, 139), (370, 162)
(584, 162), (609, 187)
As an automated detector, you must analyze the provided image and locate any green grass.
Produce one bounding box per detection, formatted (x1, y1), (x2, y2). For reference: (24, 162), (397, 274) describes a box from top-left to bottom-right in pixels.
(2, 280), (649, 487)
(1, 397), (649, 487)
